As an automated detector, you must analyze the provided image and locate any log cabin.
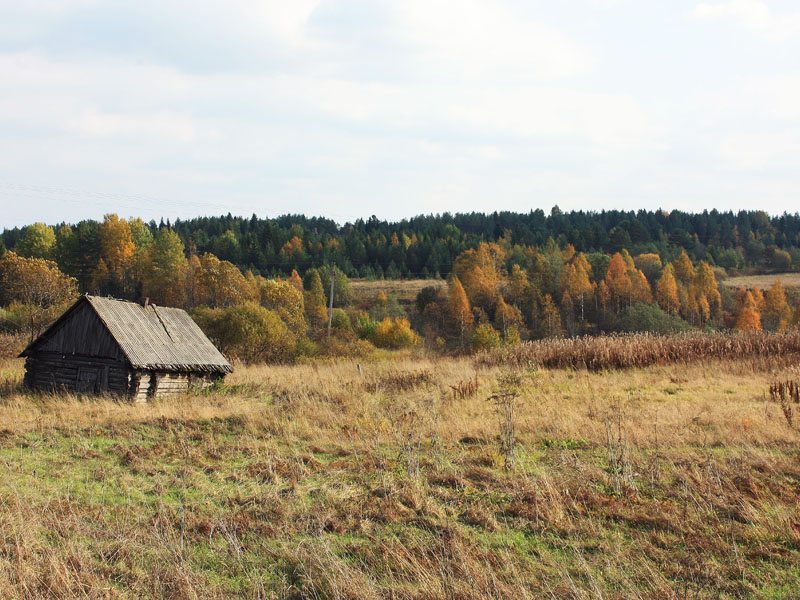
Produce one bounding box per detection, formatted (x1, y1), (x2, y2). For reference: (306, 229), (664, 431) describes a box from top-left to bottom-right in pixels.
(20, 295), (232, 401)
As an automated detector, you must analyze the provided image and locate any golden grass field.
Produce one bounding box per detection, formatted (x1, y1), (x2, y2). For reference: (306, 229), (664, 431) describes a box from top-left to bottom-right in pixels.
(0, 350), (799, 599)
(720, 272), (800, 289)
(350, 279), (445, 304)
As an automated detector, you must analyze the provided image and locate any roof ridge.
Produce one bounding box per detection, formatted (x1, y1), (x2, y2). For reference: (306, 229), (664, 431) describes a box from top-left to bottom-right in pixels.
(150, 304), (175, 342)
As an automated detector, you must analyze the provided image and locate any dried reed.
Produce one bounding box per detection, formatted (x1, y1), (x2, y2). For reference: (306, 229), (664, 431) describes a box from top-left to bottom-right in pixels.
(477, 331), (800, 371)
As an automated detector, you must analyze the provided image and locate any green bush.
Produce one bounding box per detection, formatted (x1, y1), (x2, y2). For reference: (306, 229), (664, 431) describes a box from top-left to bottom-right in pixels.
(192, 302), (297, 363)
(615, 303), (692, 335)
(416, 285), (441, 314)
(331, 308), (351, 331)
(355, 313), (379, 340)
(471, 323), (501, 352)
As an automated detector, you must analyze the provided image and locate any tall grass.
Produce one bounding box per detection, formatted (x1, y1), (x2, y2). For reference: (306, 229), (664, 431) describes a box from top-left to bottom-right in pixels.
(1, 354), (800, 597)
(477, 330), (800, 371)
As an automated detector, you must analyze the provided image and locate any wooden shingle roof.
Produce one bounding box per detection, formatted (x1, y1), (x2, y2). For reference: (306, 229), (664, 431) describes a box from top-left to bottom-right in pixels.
(21, 295), (232, 374)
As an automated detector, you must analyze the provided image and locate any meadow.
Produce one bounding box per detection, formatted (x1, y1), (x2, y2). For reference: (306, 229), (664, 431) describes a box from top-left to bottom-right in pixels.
(720, 273), (800, 290)
(0, 346), (799, 599)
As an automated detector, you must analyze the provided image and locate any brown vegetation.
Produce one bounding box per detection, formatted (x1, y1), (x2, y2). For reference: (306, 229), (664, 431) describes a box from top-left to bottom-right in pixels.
(478, 330), (800, 371)
(721, 272), (800, 289)
(0, 350), (799, 598)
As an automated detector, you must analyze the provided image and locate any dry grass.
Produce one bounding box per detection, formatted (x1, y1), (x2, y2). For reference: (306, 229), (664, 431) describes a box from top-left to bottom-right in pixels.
(478, 330), (800, 371)
(0, 353), (799, 598)
(720, 272), (800, 289)
(0, 332), (27, 361)
(350, 279), (445, 303)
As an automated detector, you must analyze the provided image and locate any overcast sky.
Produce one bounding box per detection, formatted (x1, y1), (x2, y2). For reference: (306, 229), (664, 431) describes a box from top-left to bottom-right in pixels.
(2, 0), (799, 228)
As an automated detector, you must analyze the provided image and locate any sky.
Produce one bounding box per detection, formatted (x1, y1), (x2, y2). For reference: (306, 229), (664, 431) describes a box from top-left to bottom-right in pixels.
(1, 0), (799, 228)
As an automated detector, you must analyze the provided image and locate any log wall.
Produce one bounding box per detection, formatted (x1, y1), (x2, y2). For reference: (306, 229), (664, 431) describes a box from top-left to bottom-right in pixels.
(24, 352), (130, 395)
(24, 352), (222, 401)
(128, 370), (220, 402)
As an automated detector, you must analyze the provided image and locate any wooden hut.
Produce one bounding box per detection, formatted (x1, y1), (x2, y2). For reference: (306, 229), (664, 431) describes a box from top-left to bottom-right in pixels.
(20, 295), (232, 401)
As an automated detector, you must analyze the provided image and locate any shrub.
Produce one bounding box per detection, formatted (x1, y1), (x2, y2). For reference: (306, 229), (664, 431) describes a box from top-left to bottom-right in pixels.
(616, 303), (692, 335)
(259, 279), (307, 334)
(373, 317), (419, 349)
(471, 323), (501, 352)
(416, 285), (441, 314)
(192, 302), (296, 363)
(331, 308), (352, 331)
(316, 331), (377, 359)
(355, 313), (379, 341)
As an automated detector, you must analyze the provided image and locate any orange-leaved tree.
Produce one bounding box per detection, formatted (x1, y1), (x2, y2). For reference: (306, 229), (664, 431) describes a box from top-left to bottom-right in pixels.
(672, 251), (695, 285)
(448, 275), (473, 347)
(560, 259), (593, 321)
(447, 274), (473, 346)
(735, 290), (762, 332)
(604, 253), (632, 312)
(656, 264), (680, 315)
(630, 269), (653, 305)
(288, 269), (304, 295)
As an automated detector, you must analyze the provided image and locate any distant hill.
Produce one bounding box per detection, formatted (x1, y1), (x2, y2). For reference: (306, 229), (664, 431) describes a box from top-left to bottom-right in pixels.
(2, 208), (799, 283)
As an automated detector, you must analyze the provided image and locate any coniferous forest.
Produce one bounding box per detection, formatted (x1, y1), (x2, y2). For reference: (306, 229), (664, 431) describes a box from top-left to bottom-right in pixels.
(2, 208), (800, 361)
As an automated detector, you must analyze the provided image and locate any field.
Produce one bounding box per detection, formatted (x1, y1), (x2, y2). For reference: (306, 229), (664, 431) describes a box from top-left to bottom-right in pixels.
(720, 272), (800, 289)
(350, 279), (445, 311)
(1, 349), (800, 599)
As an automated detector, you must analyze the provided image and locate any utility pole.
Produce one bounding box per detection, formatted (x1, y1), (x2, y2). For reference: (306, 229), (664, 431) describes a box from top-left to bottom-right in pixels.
(327, 263), (336, 336)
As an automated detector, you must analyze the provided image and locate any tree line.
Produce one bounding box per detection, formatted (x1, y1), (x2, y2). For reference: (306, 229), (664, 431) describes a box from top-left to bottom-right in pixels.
(2, 210), (800, 362)
(413, 241), (799, 353)
(2, 208), (800, 287)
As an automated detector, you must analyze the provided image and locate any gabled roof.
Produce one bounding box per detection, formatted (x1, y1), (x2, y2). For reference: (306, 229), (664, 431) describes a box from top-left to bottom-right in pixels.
(21, 295), (232, 374)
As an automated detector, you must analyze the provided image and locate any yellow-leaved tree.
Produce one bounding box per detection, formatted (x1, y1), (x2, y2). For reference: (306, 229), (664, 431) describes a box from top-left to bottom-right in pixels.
(595, 279), (611, 315)
(538, 294), (564, 338)
(0, 252), (78, 341)
(763, 280), (790, 331)
(98, 213), (135, 294)
(693, 262), (721, 321)
(494, 296), (525, 339)
(260, 278), (307, 335)
(196, 253), (258, 308)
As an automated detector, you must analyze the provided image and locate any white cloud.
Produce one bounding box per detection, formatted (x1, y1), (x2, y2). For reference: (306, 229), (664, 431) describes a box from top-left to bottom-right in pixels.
(714, 130), (800, 170)
(0, 1), (799, 226)
(69, 111), (198, 142)
(386, 0), (593, 80)
(692, 0), (800, 40)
